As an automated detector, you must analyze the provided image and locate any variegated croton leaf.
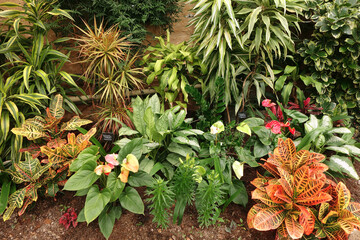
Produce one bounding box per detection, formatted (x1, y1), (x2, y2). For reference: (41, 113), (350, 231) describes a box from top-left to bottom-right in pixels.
(11, 116), (47, 140)
(2, 154), (51, 221)
(59, 116), (92, 132)
(49, 94), (65, 119)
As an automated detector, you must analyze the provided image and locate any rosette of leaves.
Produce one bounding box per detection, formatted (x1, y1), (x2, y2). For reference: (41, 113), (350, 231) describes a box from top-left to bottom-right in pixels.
(2, 153), (52, 221)
(142, 30), (206, 107)
(248, 138), (332, 239)
(297, 115), (360, 180)
(311, 182), (360, 239)
(188, 0), (306, 111)
(299, 0), (360, 122)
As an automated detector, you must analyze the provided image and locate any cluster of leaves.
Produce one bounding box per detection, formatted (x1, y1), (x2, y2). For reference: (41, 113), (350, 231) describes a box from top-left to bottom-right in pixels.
(247, 138), (360, 239)
(142, 30), (206, 107)
(58, 0), (181, 43)
(185, 77), (226, 131)
(188, 0), (306, 111)
(8, 95), (95, 201)
(299, 0), (360, 122)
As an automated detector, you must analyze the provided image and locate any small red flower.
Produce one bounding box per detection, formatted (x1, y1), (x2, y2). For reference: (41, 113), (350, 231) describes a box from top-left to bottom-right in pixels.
(59, 208), (78, 230)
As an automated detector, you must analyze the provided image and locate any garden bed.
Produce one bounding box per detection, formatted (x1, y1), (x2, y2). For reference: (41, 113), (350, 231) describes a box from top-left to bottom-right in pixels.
(2, 161), (360, 240)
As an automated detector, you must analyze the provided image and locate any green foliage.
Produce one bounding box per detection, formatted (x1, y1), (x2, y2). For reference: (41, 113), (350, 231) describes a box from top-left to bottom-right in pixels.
(58, 0), (181, 43)
(171, 156), (198, 225)
(299, 0), (360, 122)
(189, 0), (306, 111)
(185, 77), (226, 131)
(297, 114), (360, 179)
(196, 171), (225, 228)
(142, 30), (206, 106)
(146, 177), (175, 229)
(0, 0), (82, 114)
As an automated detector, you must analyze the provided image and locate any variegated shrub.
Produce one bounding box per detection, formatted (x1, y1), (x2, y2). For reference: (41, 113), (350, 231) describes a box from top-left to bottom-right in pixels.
(248, 138), (360, 240)
(10, 94), (95, 198)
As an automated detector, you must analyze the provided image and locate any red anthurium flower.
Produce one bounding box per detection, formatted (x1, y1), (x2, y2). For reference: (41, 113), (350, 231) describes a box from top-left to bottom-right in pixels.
(289, 127), (295, 135)
(265, 121), (282, 134)
(262, 99), (276, 107)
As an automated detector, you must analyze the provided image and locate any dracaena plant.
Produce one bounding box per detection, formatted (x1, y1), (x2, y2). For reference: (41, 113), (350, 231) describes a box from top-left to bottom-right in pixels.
(142, 30), (206, 107)
(2, 153), (52, 221)
(248, 138), (332, 239)
(0, 0), (83, 114)
(188, 0), (306, 112)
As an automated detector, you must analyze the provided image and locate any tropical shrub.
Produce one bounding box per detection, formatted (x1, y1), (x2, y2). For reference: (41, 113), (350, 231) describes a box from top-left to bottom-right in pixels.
(299, 0), (360, 122)
(64, 143), (152, 239)
(248, 138), (360, 239)
(0, 0), (83, 114)
(189, 0), (306, 112)
(10, 95), (95, 197)
(142, 30), (206, 107)
(58, 0), (181, 43)
(185, 77), (226, 130)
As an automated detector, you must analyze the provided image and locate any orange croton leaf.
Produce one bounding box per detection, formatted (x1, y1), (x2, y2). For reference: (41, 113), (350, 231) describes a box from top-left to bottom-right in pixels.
(247, 203), (267, 229)
(347, 202), (360, 220)
(252, 189), (282, 207)
(336, 182), (351, 211)
(285, 215), (304, 239)
(253, 207), (286, 231)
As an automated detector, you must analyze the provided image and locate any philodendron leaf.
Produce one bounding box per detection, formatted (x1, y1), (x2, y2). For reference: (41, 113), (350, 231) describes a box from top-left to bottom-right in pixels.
(236, 122), (251, 136)
(329, 155), (359, 180)
(119, 187), (144, 214)
(63, 161), (100, 191)
(84, 185), (111, 224)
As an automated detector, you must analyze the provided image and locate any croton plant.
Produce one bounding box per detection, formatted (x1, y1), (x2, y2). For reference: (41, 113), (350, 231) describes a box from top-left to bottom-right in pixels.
(2, 95), (95, 221)
(248, 138), (360, 240)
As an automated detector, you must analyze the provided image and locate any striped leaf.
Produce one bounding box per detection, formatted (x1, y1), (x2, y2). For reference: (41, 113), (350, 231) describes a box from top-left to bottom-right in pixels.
(49, 94), (65, 119)
(23, 65), (32, 90)
(60, 116), (92, 132)
(11, 116), (47, 140)
(285, 215), (304, 239)
(336, 182), (351, 211)
(247, 203), (268, 228)
(253, 207), (286, 230)
(47, 8), (74, 21)
(34, 69), (50, 92)
(59, 71), (77, 87)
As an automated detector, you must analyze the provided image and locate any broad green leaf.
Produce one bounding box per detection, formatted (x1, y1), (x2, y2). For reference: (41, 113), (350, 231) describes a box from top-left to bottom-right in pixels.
(118, 125), (138, 137)
(119, 187), (144, 214)
(127, 171), (154, 187)
(106, 172), (125, 202)
(329, 155), (359, 180)
(98, 206), (116, 240)
(70, 146), (100, 172)
(284, 109), (308, 123)
(236, 122), (251, 136)
(84, 185), (111, 223)
(63, 161), (100, 191)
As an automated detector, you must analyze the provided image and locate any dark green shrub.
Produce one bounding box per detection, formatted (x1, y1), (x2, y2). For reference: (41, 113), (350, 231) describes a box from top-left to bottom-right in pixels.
(58, 0), (181, 43)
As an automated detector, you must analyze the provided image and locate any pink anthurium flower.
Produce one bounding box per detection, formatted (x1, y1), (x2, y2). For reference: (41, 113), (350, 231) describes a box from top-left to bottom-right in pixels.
(105, 153), (119, 169)
(122, 154), (139, 173)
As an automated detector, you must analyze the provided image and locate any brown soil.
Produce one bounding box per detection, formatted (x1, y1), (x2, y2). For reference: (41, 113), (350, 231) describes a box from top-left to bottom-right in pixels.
(1, 162), (360, 240)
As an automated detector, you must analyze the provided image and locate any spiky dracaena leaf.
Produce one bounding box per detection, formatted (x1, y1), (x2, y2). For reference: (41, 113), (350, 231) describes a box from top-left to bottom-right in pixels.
(146, 177), (175, 229)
